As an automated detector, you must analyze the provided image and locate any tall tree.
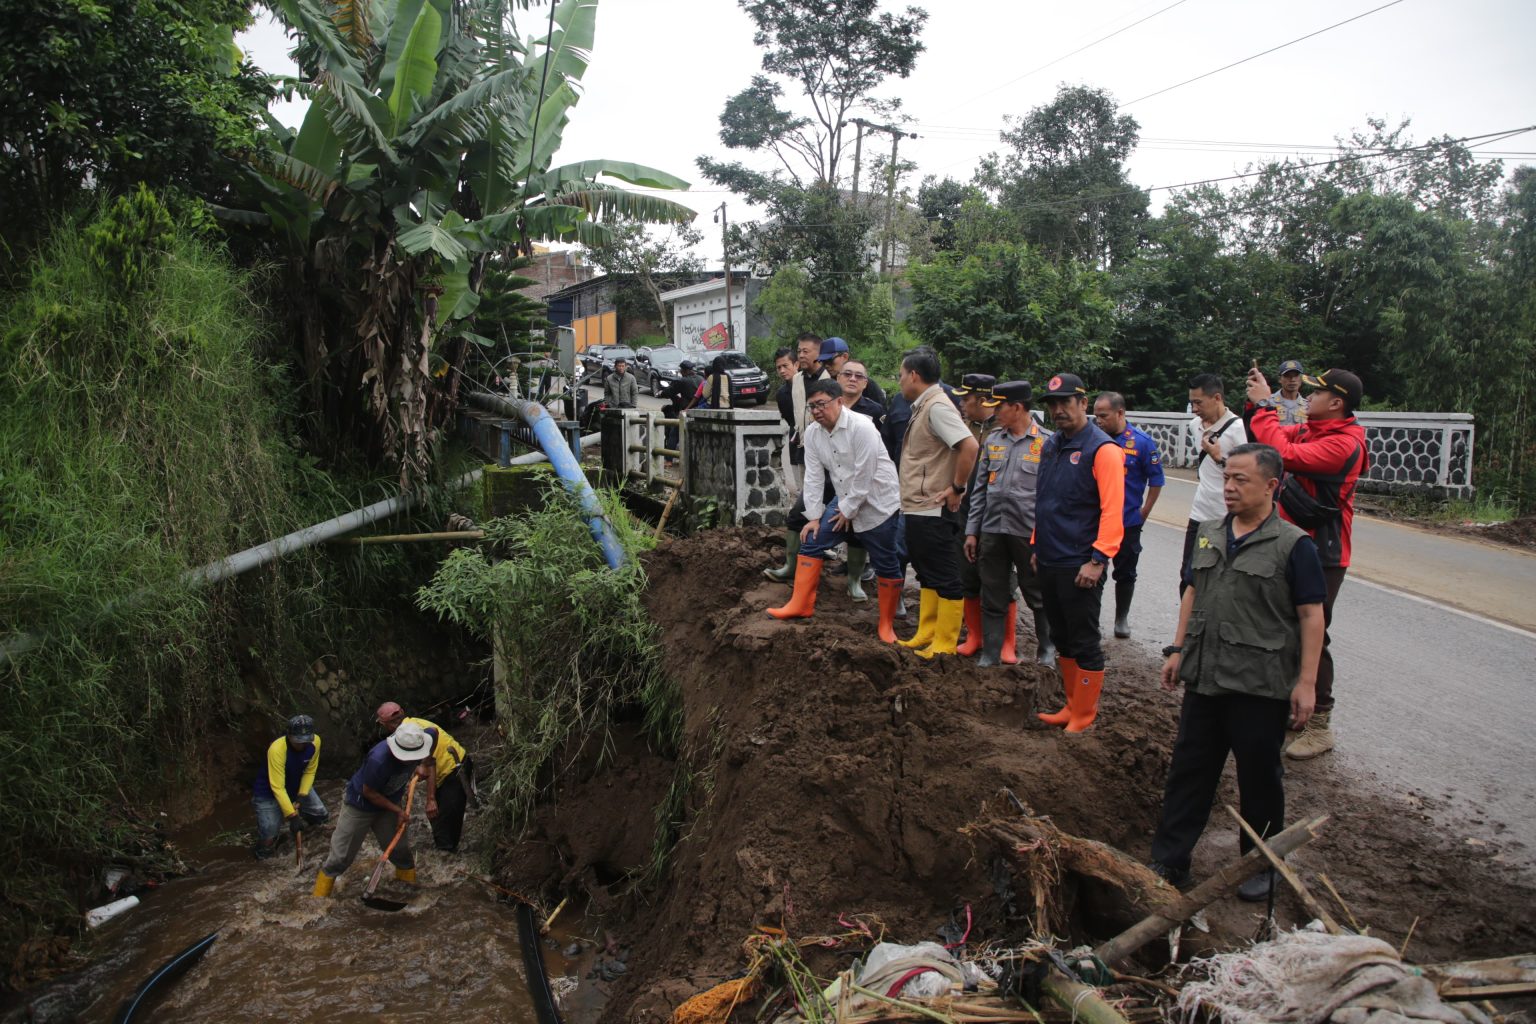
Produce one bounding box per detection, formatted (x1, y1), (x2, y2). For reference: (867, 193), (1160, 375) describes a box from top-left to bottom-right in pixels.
(0, 0), (268, 253)
(975, 84), (1148, 269)
(228, 0), (693, 487)
(582, 222), (705, 337)
(907, 241), (1115, 380)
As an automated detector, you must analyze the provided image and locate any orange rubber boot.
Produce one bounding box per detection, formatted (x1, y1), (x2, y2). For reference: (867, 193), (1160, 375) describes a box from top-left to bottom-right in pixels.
(1000, 601), (1020, 664)
(767, 556), (824, 619)
(1036, 657), (1078, 727)
(1065, 669), (1105, 733)
(954, 598), (985, 656)
(876, 578), (904, 644)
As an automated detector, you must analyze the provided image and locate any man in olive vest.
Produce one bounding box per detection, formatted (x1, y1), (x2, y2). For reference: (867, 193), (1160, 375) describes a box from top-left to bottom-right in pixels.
(897, 347), (980, 658)
(1149, 443), (1326, 902)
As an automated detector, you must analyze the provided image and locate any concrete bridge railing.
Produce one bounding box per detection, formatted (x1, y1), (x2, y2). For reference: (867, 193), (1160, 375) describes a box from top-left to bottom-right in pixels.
(1128, 411), (1475, 499)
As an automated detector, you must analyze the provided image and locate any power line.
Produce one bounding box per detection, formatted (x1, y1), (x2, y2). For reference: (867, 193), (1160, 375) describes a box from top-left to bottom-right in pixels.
(969, 0), (1194, 102)
(1121, 0), (1409, 107)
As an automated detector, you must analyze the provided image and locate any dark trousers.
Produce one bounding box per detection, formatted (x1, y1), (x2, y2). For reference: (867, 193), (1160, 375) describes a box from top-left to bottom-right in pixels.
(977, 533), (1040, 615)
(1151, 690), (1289, 873)
(430, 758), (472, 852)
(957, 529), (983, 597)
(1112, 524), (1143, 583)
(1317, 567), (1347, 711)
(1038, 564), (1105, 670)
(802, 504), (904, 577)
(906, 514), (964, 599)
(1179, 519), (1201, 595)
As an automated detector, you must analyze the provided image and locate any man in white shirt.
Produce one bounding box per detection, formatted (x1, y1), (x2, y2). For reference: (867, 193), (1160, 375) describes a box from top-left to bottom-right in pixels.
(1181, 373), (1247, 593)
(767, 379), (906, 643)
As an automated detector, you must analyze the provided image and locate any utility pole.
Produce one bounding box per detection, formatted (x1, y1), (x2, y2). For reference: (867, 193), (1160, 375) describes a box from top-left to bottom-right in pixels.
(713, 202), (733, 348)
(853, 122), (915, 276)
(846, 118), (866, 203)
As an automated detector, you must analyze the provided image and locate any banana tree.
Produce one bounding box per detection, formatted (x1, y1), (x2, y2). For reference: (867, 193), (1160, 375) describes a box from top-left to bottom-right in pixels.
(226, 0), (692, 486)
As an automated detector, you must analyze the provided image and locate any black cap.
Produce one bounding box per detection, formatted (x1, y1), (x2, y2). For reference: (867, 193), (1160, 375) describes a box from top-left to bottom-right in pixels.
(983, 380), (1032, 407)
(287, 714), (315, 744)
(1302, 368), (1363, 410)
(951, 373), (997, 396)
(1037, 373), (1088, 399)
(1278, 359), (1304, 376)
(679, 360), (694, 371)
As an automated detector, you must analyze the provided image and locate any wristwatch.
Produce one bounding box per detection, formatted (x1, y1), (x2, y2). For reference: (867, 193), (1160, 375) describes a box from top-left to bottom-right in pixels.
(1162, 644), (1183, 657)
(950, 483), (966, 495)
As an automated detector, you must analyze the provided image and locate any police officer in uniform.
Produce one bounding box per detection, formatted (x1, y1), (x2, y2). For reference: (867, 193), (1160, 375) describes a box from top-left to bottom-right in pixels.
(950, 373), (998, 656)
(965, 381), (1054, 668)
(1032, 373), (1124, 732)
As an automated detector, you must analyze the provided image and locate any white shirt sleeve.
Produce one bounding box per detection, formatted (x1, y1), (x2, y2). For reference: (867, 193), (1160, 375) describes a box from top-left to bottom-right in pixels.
(836, 415), (882, 523)
(803, 431), (828, 524)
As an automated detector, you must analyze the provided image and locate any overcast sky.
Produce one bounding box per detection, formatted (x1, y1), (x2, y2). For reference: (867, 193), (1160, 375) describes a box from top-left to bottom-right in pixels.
(239, 0), (1536, 259)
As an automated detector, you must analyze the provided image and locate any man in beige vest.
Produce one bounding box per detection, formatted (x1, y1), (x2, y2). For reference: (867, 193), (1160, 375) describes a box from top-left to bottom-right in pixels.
(896, 347), (979, 658)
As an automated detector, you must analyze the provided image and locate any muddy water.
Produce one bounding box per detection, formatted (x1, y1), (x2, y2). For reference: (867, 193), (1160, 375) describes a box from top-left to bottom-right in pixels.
(12, 781), (596, 1024)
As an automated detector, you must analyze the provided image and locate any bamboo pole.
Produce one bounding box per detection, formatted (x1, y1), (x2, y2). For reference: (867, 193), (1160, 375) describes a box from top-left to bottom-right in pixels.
(330, 530), (486, 545)
(1039, 969), (1133, 1024)
(1093, 814), (1329, 968)
(1224, 805), (1341, 934)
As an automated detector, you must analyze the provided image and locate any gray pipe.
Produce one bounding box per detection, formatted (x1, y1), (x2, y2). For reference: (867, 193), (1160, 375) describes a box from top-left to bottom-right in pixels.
(0, 434), (599, 668)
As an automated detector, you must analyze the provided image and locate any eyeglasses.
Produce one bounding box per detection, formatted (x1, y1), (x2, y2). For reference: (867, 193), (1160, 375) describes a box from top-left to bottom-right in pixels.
(838, 370), (867, 380)
(807, 399), (837, 412)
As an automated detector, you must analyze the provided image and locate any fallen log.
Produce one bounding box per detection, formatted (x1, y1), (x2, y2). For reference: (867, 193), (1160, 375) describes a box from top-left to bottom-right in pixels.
(1093, 814), (1329, 968)
(1039, 969), (1134, 1024)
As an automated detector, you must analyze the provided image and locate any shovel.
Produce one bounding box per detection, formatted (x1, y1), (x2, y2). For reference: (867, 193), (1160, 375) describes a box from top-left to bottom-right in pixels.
(294, 830), (305, 875)
(361, 776), (418, 912)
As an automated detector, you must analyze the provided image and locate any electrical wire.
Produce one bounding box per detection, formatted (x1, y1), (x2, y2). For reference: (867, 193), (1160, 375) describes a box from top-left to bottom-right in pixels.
(1121, 0), (1409, 107)
(969, 0), (1194, 101)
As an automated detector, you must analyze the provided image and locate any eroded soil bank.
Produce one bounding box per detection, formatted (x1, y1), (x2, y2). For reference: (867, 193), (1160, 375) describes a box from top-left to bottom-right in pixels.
(503, 527), (1536, 1023)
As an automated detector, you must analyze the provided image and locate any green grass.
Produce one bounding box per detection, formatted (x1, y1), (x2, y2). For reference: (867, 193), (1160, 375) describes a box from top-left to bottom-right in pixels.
(416, 484), (681, 865)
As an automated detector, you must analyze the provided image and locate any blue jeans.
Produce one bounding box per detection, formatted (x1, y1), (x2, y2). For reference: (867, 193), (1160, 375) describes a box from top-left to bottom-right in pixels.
(253, 790), (329, 843)
(801, 501), (904, 578)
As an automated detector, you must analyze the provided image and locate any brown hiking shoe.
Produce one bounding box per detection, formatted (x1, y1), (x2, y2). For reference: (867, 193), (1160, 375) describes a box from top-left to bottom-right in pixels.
(1286, 709), (1334, 760)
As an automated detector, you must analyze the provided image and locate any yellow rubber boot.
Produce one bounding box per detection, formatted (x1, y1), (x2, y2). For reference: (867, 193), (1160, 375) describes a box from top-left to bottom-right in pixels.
(766, 556), (824, 620)
(312, 870), (335, 898)
(1037, 657), (1078, 727)
(1065, 669), (1104, 733)
(915, 597), (965, 659)
(954, 597), (985, 656)
(394, 867), (417, 884)
(898, 589), (938, 648)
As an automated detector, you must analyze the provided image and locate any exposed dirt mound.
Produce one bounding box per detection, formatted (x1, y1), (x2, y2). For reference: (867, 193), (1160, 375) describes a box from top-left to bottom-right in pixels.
(1461, 515), (1536, 549)
(504, 528), (1536, 1023)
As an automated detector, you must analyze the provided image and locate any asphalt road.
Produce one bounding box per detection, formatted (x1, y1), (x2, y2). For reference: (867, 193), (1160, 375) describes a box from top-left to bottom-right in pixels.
(1118, 473), (1536, 871)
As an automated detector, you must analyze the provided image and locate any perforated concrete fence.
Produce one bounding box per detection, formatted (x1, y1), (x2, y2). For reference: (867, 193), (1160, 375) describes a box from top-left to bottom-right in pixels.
(1127, 411), (1474, 498)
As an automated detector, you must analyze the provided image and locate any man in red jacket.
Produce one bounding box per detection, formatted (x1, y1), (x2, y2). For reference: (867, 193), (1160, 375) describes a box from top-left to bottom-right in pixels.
(1245, 366), (1367, 759)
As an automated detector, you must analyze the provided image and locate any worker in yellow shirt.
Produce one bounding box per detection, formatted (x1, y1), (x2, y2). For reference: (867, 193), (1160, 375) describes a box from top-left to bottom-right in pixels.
(375, 702), (473, 852)
(251, 714), (327, 859)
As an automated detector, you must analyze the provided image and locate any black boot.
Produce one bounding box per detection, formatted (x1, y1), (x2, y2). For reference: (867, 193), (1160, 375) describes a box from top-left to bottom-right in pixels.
(1114, 580), (1135, 638)
(975, 612), (1007, 668)
(1033, 609), (1057, 667)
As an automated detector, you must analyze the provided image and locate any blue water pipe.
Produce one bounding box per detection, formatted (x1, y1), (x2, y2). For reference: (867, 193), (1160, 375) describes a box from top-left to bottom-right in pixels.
(466, 390), (626, 569)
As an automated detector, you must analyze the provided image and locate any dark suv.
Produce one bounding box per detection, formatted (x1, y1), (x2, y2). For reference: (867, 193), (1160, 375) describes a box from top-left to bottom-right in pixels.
(692, 350), (770, 406)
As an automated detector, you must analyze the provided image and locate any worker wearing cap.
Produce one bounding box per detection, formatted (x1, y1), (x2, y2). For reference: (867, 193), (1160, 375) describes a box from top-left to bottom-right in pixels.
(897, 348), (981, 658)
(1032, 373), (1124, 732)
(251, 714), (327, 860)
(312, 720), (434, 897)
(1270, 360), (1308, 426)
(1092, 392), (1165, 640)
(1245, 366), (1368, 760)
(950, 374), (1000, 656)
(965, 381), (1053, 669)
(376, 702), (473, 853)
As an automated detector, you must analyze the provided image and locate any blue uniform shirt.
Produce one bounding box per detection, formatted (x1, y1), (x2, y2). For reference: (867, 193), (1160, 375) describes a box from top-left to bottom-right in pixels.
(1115, 424), (1165, 527)
(344, 739), (416, 811)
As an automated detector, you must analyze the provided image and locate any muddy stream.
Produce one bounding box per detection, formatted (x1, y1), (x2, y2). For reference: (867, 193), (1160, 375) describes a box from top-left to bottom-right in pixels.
(7, 782), (609, 1024)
